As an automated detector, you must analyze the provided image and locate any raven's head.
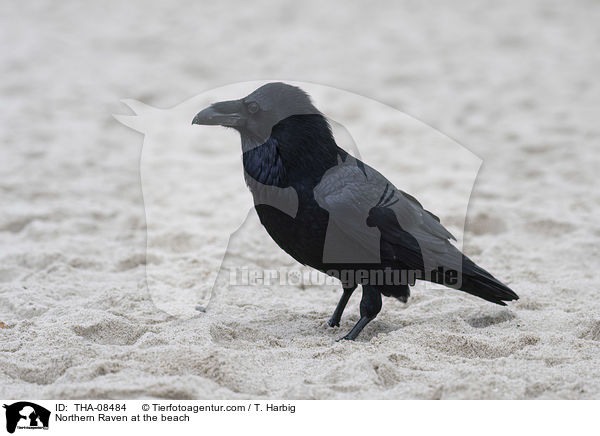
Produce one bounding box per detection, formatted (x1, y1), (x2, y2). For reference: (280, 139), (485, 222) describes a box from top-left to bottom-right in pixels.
(192, 82), (320, 146)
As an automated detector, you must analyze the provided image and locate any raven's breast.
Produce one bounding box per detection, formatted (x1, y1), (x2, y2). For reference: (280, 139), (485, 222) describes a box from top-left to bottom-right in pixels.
(253, 199), (329, 268)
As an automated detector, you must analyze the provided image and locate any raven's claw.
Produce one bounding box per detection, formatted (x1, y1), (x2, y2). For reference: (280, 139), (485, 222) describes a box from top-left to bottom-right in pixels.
(338, 316), (374, 341)
(328, 286), (356, 329)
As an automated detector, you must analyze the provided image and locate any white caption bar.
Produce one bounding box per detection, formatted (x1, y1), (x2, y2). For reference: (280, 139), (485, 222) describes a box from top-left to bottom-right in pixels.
(0, 400), (594, 436)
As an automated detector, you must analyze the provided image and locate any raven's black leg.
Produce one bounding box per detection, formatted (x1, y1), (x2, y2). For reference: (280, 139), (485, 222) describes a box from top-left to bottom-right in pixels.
(339, 285), (382, 341)
(328, 285), (357, 327)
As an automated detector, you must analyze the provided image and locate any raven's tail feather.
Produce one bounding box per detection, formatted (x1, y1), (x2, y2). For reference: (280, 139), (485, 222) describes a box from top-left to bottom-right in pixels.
(456, 255), (519, 305)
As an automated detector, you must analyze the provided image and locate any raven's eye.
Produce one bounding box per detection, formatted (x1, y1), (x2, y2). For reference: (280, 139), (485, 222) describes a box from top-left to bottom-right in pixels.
(247, 102), (259, 114)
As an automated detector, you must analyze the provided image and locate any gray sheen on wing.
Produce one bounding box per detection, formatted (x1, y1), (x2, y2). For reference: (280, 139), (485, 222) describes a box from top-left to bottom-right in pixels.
(314, 154), (461, 273)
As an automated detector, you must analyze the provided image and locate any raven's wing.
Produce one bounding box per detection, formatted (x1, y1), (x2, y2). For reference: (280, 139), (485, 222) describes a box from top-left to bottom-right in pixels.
(313, 154), (459, 270)
(314, 153), (519, 305)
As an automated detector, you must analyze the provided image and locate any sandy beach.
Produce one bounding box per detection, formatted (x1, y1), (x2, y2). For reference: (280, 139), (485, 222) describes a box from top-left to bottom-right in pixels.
(1, 0), (599, 399)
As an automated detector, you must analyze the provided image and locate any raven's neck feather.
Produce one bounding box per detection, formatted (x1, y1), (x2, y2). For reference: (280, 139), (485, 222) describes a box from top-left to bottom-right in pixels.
(242, 114), (346, 189)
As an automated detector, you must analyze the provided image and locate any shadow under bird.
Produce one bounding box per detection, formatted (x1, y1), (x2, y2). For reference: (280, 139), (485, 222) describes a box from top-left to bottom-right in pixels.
(192, 82), (518, 340)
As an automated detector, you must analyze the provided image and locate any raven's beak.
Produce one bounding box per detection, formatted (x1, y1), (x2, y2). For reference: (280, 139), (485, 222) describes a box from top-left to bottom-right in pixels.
(192, 99), (244, 127)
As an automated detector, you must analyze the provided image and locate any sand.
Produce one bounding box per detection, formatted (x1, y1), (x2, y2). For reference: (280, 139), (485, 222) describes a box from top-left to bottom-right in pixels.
(1, 0), (599, 399)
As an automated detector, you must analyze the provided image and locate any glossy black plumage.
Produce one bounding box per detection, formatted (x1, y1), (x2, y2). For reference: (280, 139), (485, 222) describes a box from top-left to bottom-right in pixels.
(193, 83), (518, 340)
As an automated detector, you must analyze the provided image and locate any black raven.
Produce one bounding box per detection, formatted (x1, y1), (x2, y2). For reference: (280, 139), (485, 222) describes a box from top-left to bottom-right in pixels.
(192, 82), (518, 340)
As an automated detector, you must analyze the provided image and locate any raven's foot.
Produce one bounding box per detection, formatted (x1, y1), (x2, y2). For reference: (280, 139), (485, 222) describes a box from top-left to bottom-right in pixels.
(328, 286), (356, 328)
(337, 316), (374, 341)
(337, 286), (381, 340)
